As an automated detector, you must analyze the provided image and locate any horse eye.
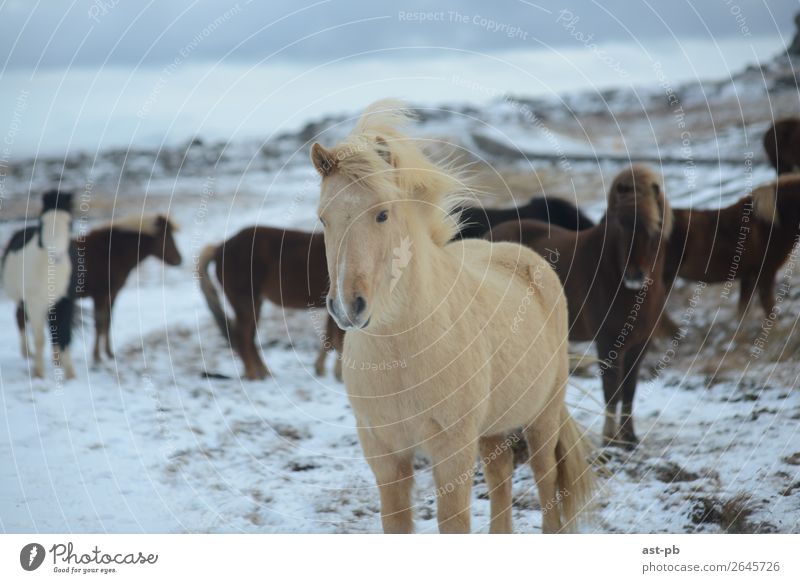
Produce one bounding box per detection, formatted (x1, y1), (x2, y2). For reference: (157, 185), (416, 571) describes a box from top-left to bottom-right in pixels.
(319, 217), (327, 228)
(376, 210), (388, 223)
(652, 183), (661, 196)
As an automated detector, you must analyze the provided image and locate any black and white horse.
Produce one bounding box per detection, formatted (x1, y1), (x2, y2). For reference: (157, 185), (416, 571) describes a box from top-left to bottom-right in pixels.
(2, 190), (76, 379)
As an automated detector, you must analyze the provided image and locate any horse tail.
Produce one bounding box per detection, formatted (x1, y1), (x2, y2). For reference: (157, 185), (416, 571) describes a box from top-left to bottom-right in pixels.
(555, 406), (596, 532)
(752, 182), (779, 225)
(197, 243), (236, 346)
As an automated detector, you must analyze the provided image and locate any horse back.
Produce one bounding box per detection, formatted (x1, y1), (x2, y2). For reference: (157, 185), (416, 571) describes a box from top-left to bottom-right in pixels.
(218, 226), (329, 309)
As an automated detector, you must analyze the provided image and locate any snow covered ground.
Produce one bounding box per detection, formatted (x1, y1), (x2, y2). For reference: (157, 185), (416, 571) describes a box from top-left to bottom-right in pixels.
(1, 50), (800, 533)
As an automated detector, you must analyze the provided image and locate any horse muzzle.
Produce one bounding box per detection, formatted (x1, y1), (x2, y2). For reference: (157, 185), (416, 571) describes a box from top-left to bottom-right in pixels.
(326, 294), (371, 330)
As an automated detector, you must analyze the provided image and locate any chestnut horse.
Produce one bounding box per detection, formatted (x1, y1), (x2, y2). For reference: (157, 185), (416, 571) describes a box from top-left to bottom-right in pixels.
(490, 165), (672, 447)
(664, 175), (800, 321)
(197, 226), (343, 380)
(60, 214), (182, 363)
(455, 196), (595, 239)
(313, 100), (594, 534)
(764, 117), (800, 175)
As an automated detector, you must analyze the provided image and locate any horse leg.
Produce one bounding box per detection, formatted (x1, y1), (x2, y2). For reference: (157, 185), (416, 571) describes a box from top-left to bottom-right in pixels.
(50, 296), (75, 380)
(599, 346), (622, 446)
(357, 427), (415, 533)
(738, 274), (757, 320)
(92, 298), (108, 363)
(104, 293), (118, 360)
(429, 435), (477, 533)
(29, 310), (46, 378)
(619, 344), (647, 448)
(313, 344), (327, 377)
(524, 407), (562, 534)
(479, 434), (514, 533)
(334, 356), (343, 382)
(757, 274), (776, 317)
(234, 299), (269, 380)
(16, 302), (30, 358)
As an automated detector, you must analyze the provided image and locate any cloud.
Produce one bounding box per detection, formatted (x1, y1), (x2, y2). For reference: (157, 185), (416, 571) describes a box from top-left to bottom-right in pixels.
(0, 0), (795, 71)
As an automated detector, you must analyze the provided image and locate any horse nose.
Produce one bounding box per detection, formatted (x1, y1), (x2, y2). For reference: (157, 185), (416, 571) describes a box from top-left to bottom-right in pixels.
(326, 295), (337, 318)
(353, 295), (367, 316)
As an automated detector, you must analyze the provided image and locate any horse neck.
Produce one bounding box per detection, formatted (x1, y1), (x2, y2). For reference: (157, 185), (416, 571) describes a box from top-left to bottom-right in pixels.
(111, 229), (156, 268)
(373, 226), (445, 334)
(594, 218), (628, 274)
(39, 210), (71, 253)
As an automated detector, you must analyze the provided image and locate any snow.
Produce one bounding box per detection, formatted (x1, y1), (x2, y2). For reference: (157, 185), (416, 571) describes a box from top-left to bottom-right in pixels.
(2, 47), (800, 534)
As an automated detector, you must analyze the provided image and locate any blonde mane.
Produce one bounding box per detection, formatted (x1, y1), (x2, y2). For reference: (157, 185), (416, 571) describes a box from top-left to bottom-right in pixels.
(104, 214), (179, 235)
(608, 164), (673, 238)
(313, 99), (466, 245)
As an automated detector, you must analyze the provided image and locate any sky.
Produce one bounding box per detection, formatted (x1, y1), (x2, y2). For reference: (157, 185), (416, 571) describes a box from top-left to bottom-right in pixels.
(0, 1), (796, 157)
(1, 0), (796, 71)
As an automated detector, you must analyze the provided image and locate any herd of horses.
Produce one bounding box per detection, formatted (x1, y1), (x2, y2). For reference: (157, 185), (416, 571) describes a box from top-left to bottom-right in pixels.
(3, 103), (800, 533)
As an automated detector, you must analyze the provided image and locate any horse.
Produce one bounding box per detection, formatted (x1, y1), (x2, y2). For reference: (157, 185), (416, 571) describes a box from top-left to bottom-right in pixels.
(2, 190), (76, 379)
(663, 175), (800, 323)
(764, 117), (800, 175)
(489, 165), (672, 448)
(54, 214), (182, 364)
(197, 226), (344, 381)
(455, 196), (595, 239)
(312, 99), (594, 534)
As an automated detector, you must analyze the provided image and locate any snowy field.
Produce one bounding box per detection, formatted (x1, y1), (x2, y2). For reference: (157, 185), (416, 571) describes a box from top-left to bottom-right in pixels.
(1, 50), (800, 534)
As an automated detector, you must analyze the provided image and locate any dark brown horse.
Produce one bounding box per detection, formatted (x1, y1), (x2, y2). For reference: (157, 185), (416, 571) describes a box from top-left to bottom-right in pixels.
(489, 165), (672, 447)
(455, 195), (594, 239)
(764, 117), (800, 175)
(664, 175), (800, 321)
(197, 226), (343, 380)
(43, 214), (182, 364)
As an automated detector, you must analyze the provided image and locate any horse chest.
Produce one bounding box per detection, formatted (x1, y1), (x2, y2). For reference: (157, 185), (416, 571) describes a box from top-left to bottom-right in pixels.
(342, 335), (488, 430)
(2, 240), (71, 302)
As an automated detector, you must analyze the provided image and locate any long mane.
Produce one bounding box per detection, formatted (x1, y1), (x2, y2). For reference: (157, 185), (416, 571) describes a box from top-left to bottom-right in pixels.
(324, 99), (467, 245)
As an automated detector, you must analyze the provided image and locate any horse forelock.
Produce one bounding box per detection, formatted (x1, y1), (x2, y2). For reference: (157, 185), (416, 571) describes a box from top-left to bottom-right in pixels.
(321, 99), (466, 245)
(608, 165), (671, 239)
(41, 190), (73, 214)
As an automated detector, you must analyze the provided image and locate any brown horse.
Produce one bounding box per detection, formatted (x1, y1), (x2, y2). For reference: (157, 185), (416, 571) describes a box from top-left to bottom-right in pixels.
(35, 214), (183, 364)
(454, 196), (595, 239)
(490, 165), (672, 447)
(764, 117), (800, 175)
(664, 175), (800, 321)
(197, 226), (343, 380)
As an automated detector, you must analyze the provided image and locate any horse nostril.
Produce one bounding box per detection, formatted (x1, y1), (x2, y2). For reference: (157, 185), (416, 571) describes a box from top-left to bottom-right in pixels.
(326, 296), (335, 315)
(353, 295), (366, 316)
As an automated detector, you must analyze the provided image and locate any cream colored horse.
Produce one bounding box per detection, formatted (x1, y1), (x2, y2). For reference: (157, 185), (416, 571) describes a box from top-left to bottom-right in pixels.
(312, 100), (594, 533)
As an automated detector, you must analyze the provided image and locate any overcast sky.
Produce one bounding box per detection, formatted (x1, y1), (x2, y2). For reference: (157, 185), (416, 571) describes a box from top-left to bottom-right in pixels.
(1, 0), (797, 71)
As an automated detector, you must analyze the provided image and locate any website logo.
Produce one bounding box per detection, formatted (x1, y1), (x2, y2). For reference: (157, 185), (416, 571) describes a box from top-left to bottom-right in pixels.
(20, 543), (46, 571)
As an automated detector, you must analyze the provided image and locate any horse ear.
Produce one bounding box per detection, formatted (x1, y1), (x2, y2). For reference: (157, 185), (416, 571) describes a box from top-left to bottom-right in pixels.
(311, 143), (337, 176)
(375, 136), (395, 167)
